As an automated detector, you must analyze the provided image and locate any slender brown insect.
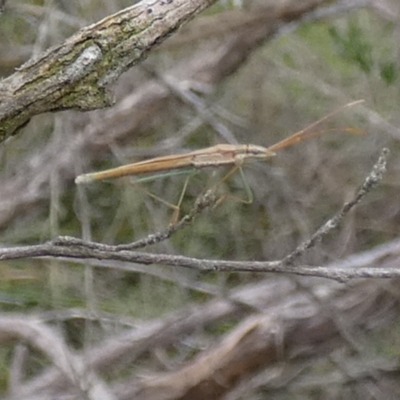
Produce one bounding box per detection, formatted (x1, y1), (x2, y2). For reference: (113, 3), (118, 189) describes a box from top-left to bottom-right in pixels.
(75, 100), (363, 185)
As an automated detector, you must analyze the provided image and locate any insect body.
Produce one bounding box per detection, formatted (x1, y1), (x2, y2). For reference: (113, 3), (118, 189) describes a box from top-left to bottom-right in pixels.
(75, 100), (363, 185)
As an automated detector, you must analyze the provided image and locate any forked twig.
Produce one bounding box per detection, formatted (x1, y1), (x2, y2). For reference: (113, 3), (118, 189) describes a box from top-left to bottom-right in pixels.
(282, 148), (389, 266)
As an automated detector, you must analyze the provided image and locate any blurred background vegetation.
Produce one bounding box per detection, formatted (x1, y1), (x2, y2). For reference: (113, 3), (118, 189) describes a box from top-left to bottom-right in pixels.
(1, 0), (400, 399)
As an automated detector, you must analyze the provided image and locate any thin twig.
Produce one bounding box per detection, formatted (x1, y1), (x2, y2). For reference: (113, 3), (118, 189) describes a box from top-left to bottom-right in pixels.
(54, 189), (216, 251)
(116, 189), (217, 250)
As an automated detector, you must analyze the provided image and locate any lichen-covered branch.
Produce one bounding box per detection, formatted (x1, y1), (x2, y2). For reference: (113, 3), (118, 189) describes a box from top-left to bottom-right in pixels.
(0, 0), (218, 141)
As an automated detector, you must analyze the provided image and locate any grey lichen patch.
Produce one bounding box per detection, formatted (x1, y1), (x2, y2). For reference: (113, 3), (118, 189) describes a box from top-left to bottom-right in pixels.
(64, 44), (102, 83)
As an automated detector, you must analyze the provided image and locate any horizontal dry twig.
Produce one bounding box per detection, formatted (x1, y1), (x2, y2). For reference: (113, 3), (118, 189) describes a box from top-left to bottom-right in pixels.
(0, 148), (391, 281)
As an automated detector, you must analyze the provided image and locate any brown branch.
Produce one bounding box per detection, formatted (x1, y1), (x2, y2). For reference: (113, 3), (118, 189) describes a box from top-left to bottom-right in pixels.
(0, 0), (218, 140)
(112, 277), (398, 399)
(13, 274), (399, 399)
